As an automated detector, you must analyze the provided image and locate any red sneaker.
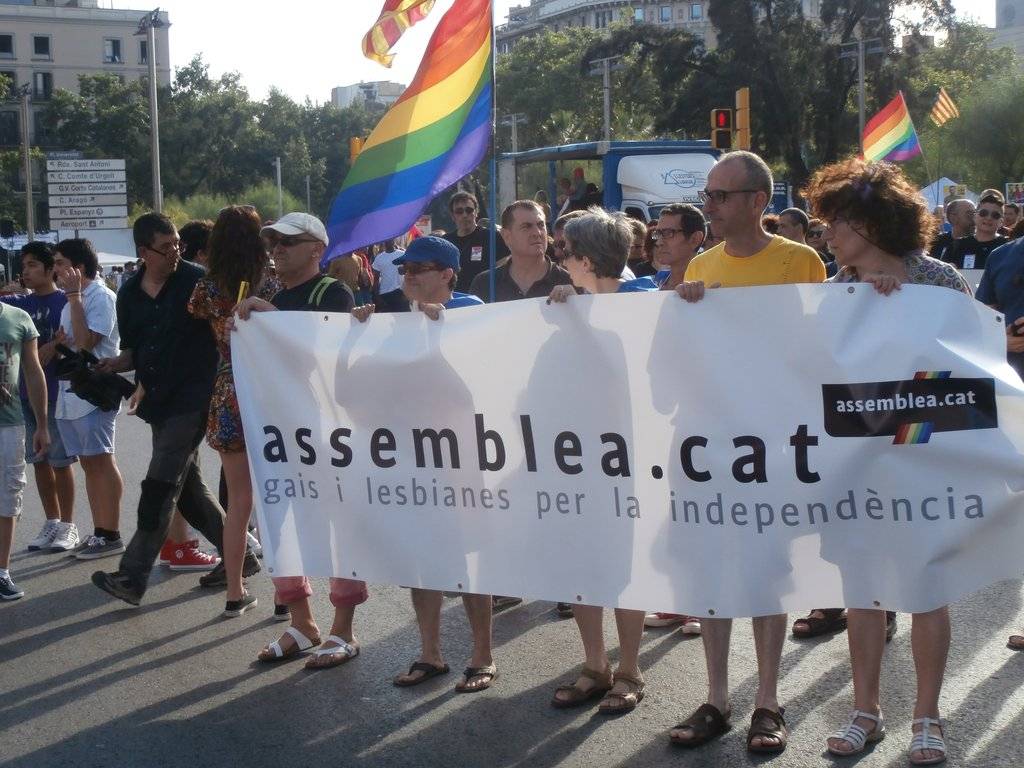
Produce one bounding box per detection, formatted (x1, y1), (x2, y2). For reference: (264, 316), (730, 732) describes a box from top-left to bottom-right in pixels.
(167, 540), (221, 571)
(644, 612), (687, 628)
(679, 616), (702, 635)
(158, 539), (176, 566)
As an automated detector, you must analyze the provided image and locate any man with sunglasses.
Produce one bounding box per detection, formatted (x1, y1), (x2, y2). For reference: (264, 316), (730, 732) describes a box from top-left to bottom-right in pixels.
(443, 191), (509, 293)
(92, 212), (226, 605)
(943, 193), (1007, 270)
(672, 151), (824, 755)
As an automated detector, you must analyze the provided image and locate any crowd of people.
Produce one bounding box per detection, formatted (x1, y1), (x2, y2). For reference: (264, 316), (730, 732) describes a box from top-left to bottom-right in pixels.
(1, 150), (1022, 765)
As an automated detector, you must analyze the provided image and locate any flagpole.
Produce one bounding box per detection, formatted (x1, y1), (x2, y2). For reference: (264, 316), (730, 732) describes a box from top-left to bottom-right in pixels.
(487, 0), (497, 303)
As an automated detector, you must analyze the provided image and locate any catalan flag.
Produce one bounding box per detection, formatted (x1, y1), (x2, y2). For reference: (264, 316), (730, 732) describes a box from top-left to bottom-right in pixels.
(929, 87), (960, 127)
(362, 0), (437, 67)
(325, 0), (493, 262)
(862, 92), (921, 164)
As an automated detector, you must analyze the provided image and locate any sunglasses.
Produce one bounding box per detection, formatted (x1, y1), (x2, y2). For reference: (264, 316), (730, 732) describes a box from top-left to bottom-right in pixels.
(397, 262), (442, 275)
(452, 206), (477, 215)
(699, 188), (759, 205)
(808, 230), (824, 238)
(977, 209), (1003, 220)
(270, 235), (320, 249)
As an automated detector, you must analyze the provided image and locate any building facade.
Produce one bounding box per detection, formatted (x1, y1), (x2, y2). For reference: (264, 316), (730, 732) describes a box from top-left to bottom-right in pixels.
(992, 0), (1024, 64)
(330, 80), (406, 109)
(0, 0), (171, 148)
(496, 0), (823, 52)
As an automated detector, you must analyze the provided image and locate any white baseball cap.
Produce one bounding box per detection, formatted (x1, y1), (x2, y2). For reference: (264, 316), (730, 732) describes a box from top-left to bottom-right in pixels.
(261, 212), (329, 245)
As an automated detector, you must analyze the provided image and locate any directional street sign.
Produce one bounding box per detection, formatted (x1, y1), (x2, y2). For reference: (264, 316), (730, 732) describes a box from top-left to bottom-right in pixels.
(49, 217), (129, 231)
(46, 170), (127, 183)
(50, 206), (128, 220)
(50, 194), (128, 207)
(46, 157), (128, 231)
(48, 182), (127, 195)
(45, 158), (126, 172)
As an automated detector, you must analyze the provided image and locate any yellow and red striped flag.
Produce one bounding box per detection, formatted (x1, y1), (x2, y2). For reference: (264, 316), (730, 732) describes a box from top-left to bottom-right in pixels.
(362, 0), (437, 67)
(929, 88), (960, 127)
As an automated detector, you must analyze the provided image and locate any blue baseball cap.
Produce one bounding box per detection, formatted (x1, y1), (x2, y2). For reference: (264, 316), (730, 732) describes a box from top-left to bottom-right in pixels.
(394, 236), (461, 271)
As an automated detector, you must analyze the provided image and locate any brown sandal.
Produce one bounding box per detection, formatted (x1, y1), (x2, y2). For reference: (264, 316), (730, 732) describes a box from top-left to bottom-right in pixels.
(551, 665), (613, 708)
(1008, 634), (1024, 650)
(792, 609), (847, 638)
(670, 703), (732, 747)
(454, 664), (498, 693)
(747, 707), (788, 753)
(597, 671), (645, 715)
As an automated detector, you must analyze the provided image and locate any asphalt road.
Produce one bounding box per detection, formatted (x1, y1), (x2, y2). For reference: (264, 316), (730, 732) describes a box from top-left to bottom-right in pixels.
(2, 413), (1023, 768)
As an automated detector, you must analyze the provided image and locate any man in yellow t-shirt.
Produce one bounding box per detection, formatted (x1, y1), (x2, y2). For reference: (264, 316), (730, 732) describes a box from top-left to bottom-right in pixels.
(672, 151), (823, 754)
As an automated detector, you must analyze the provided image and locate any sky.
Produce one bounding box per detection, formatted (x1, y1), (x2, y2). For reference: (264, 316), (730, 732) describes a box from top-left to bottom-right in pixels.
(136, 0), (994, 104)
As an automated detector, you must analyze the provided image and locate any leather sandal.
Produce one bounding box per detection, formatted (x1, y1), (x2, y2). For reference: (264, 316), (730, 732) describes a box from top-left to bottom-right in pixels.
(305, 636), (359, 670)
(792, 608), (847, 638)
(670, 703), (732, 747)
(257, 626), (320, 662)
(597, 671), (645, 715)
(551, 665), (613, 709)
(747, 707), (788, 753)
(1008, 634), (1024, 650)
(455, 664), (498, 693)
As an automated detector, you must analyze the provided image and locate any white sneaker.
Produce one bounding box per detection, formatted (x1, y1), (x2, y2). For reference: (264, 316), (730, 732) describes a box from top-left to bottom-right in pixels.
(27, 519), (60, 551)
(50, 521), (80, 552)
(246, 530), (263, 558)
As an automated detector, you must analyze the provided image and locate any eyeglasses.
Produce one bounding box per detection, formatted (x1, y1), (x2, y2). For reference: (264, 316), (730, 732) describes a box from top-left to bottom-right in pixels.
(452, 206), (477, 216)
(977, 209), (1003, 220)
(397, 262), (442, 275)
(650, 228), (685, 241)
(698, 189), (760, 205)
(271, 235), (321, 249)
(146, 241), (180, 258)
(807, 230), (824, 238)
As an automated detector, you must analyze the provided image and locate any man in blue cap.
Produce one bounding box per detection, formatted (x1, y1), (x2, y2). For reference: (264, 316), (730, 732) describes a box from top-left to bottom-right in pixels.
(380, 235), (483, 316)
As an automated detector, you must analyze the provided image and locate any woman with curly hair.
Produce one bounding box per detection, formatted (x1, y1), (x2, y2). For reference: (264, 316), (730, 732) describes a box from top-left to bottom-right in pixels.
(803, 158), (970, 766)
(188, 206), (280, 617)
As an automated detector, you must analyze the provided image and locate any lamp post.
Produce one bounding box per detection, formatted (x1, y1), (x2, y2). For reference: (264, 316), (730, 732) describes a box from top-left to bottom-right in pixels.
(839, 37), (885, 153)
(588, 55), (623, 143)
(499, 113), (527, 153)
(136, 8), (167, 212)
(17, 83), (33, 238)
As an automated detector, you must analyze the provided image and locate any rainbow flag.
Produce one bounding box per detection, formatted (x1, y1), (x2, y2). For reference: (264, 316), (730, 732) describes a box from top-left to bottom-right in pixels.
(862, 92), (922, 163)
(325, 0), (493, 262)
(892, 371), (950, 445)
(363, 0), (437, 67)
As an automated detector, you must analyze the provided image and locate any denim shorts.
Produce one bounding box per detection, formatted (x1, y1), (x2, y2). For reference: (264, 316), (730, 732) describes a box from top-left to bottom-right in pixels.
(0, 424), (26, 518)
(21, 400), (77, 467)
(56, 407), (117, 457)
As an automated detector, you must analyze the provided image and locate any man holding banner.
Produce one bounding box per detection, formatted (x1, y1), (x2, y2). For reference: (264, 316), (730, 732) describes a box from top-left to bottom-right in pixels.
(672, 151), (825, 753)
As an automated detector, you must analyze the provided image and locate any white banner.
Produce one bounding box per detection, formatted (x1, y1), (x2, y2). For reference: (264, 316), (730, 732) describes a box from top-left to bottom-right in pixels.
(232, 286), (1024, 618)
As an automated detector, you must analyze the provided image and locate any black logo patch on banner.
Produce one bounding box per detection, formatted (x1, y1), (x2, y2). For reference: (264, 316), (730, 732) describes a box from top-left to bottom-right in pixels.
(822, 372), (997, 444)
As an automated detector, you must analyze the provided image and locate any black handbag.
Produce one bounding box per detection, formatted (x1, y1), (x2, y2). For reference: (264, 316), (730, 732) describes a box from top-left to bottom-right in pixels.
(54, 344), (135, 412)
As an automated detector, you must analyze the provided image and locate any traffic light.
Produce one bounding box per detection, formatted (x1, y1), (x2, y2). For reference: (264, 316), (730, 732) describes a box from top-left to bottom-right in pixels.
(735, 87), (751, 150)
(710, 108), (733, 150)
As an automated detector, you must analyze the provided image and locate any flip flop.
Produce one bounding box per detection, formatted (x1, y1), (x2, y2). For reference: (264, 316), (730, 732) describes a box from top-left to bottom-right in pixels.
(257, 627), (320, 663)
(393, 660), (451, 687)
(305, 636), (359, 670)
(455, 664), (498, 693)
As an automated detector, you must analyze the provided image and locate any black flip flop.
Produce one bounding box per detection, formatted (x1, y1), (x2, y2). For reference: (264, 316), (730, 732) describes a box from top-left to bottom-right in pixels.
(393, 661), (450, 687)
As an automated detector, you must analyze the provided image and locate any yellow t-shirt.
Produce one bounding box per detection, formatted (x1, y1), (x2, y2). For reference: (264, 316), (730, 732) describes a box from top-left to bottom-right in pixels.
(684, 235), (826, 287)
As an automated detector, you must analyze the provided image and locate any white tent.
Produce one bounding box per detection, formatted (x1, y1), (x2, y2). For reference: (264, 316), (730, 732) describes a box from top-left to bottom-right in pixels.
(97, 252), (135, 269)
(918, 177), (978, 208)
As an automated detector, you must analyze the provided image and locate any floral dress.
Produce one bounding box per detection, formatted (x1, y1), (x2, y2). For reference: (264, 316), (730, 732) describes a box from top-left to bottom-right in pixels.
(830, 252), (973, 296)
(187, 276), (280, 452)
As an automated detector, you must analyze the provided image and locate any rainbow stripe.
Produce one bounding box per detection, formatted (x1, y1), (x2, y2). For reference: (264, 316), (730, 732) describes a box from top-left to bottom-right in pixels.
(892, 371), (950, 444)
(363, 0), (437, 67)
(862, 92), (922, 164)
(325, 0), (493, 262)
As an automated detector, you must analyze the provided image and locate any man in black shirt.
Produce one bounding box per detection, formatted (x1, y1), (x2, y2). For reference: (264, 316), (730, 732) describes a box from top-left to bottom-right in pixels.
(92, 213), (229, 605)
(469, 200), (572, 303)
(443, 191), (510, 293)
(929, 199), (975, 262)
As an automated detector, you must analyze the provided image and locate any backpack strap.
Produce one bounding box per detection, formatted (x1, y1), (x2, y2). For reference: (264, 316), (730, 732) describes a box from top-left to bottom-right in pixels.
(308, 276), (337, 307)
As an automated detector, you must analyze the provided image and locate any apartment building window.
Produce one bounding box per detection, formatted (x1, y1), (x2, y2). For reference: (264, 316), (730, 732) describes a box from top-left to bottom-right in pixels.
(660, 5), (672, 22)
(139, 39), (148, 64)
(103, 38), (122, 64)
(690, 3), (703, 19)
(595, 10), (613, 28)
(33, 71), (51, 100)
(32, 35), (51, 60)
(0, 111), (17, 145)
(0, 34), (13, 60)
(634, 7), (645, 22)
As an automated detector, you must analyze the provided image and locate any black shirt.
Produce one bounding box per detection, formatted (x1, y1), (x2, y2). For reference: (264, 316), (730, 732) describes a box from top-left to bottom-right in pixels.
(929, 231), (954, 262)
(468, 258), (572, 303)
(117, 260), (218, 424)
(942, 235), (1009, 270)
(270, 275), (354, 312)
(444, 225), (511, 292)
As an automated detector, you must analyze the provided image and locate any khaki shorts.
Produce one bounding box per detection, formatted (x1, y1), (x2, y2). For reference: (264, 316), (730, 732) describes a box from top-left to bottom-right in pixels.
(0, 424), (26, 519)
